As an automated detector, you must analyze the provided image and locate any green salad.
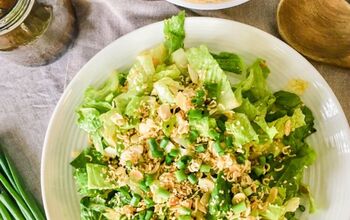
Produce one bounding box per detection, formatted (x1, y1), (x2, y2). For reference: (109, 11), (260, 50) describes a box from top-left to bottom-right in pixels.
(71, 12), (316, 220)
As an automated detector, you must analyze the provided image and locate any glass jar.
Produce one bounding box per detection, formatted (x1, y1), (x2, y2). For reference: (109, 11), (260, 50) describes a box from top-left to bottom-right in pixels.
(0, 0), (76, 66)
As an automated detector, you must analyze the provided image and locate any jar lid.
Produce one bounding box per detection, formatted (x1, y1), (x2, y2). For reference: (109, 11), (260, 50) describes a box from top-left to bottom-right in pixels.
(0, 0), (34, 35)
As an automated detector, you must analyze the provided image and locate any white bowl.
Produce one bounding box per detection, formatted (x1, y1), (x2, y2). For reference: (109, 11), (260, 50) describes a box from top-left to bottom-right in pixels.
(166, 0), (250, 10)
(41, 17), (350, 220)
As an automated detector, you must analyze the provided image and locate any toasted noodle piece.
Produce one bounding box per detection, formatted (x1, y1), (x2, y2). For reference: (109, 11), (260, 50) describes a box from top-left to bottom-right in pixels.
(169, 195), (180, 207)
(144, 161), (161, 174)
(154, 203), (168, 216)
(107, 166), (128, 186)
(240, 174), (253, 187)
(231, 183), (242, 194)
(121, 205), (135, 218)
(159, 172), (176, 189)
(282, 145), (292, 155)
(232, 193), (246, 204)
(173, 181), (196, 199)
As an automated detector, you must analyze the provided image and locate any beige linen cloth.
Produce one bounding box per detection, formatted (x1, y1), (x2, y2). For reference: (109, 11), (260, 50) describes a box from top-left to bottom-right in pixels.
(0, 0), (349, 203)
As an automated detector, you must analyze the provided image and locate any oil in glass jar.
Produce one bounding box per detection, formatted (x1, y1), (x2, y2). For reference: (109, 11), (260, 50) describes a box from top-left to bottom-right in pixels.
(0, 0), (76, 66)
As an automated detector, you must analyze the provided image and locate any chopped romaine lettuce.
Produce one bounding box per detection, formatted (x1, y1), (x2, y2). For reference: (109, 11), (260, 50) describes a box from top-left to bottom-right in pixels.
(153, 77), (184, 104)
(164, 11), (185, 55)
(226, 113), (259, 146)
(211, 51), (245, 74)
(186, 45), (240, 110)
(86, 163), (115, 190)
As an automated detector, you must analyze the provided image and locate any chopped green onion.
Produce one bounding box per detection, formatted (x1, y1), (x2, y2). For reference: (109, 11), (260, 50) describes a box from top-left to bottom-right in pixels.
(189, 130), (199, 143)
(209, 129), (220, 140)
(213, 141), (225, 156)
(137, 210), (146, 219)
(178, 206), (192, 215)
(144, 198), (155, 208)
(188, 109), (202, 120)
(175, 170), (187, 182)
(258, 155), (266, 165)
(139, 180), (149, 192)
(232, 201), (247, 214)
(169, 148), (180, 157)
(192, 89), (205, 106)
(156, 187), (171, 200)
(148, 138), (164, 158)
(178, 215), (192, 220)
(253, 167), (264, 177)
(199, 164), (211, 173)
(165, 155), (174, 165)
(145, 209), (154, 220)
(236, 155), (245, 164)
(225, 136), (233, 147)
(187, 174), (198, 184)
(130, 194), (141, 207)
(160, 137), (170, 149)
(176, 156), (191, 169)
(195, 145), (206, 153)
(176, 160), (186, 170)
(243, 187), (253, 196)
(145, 174), (155, 187)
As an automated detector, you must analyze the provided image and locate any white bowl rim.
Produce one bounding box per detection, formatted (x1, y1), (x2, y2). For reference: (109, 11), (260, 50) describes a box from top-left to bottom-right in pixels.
(166, 0), (250, 10)
(40, 16), (350, 218)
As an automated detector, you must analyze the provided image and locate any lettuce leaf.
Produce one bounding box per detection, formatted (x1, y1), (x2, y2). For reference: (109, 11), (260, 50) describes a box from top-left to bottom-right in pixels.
(153, 64), (181, 81)
(211, 51), (245, 74)
(269, 108), (306, 139)
(273, 145), (316, 199)
(127, 54), (155, 94)
(86, 163), (116, 190)
(83, 71), (124, 105)
(186, 45), (239, 110)
(153, 77), (184, 104)
(226, 113), (259, 146)
(170, 48), (188, 73)
(189, 116), (217, 138)
(208, 172), (232, 217)
(164, 11), (185, 55)
(233, 58), (270, 107)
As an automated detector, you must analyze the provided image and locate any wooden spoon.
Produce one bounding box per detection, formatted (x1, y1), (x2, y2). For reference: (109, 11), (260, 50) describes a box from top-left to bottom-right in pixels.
(277, 0), (350, 68)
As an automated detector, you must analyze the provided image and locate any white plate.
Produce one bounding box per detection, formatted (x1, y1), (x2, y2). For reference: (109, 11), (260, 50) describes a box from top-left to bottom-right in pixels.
(166, 0), (249, 10)
(41, 17), (350, 220)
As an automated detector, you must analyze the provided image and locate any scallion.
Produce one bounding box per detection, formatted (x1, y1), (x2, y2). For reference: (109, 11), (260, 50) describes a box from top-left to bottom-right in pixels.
(187, 174), (198, 184)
